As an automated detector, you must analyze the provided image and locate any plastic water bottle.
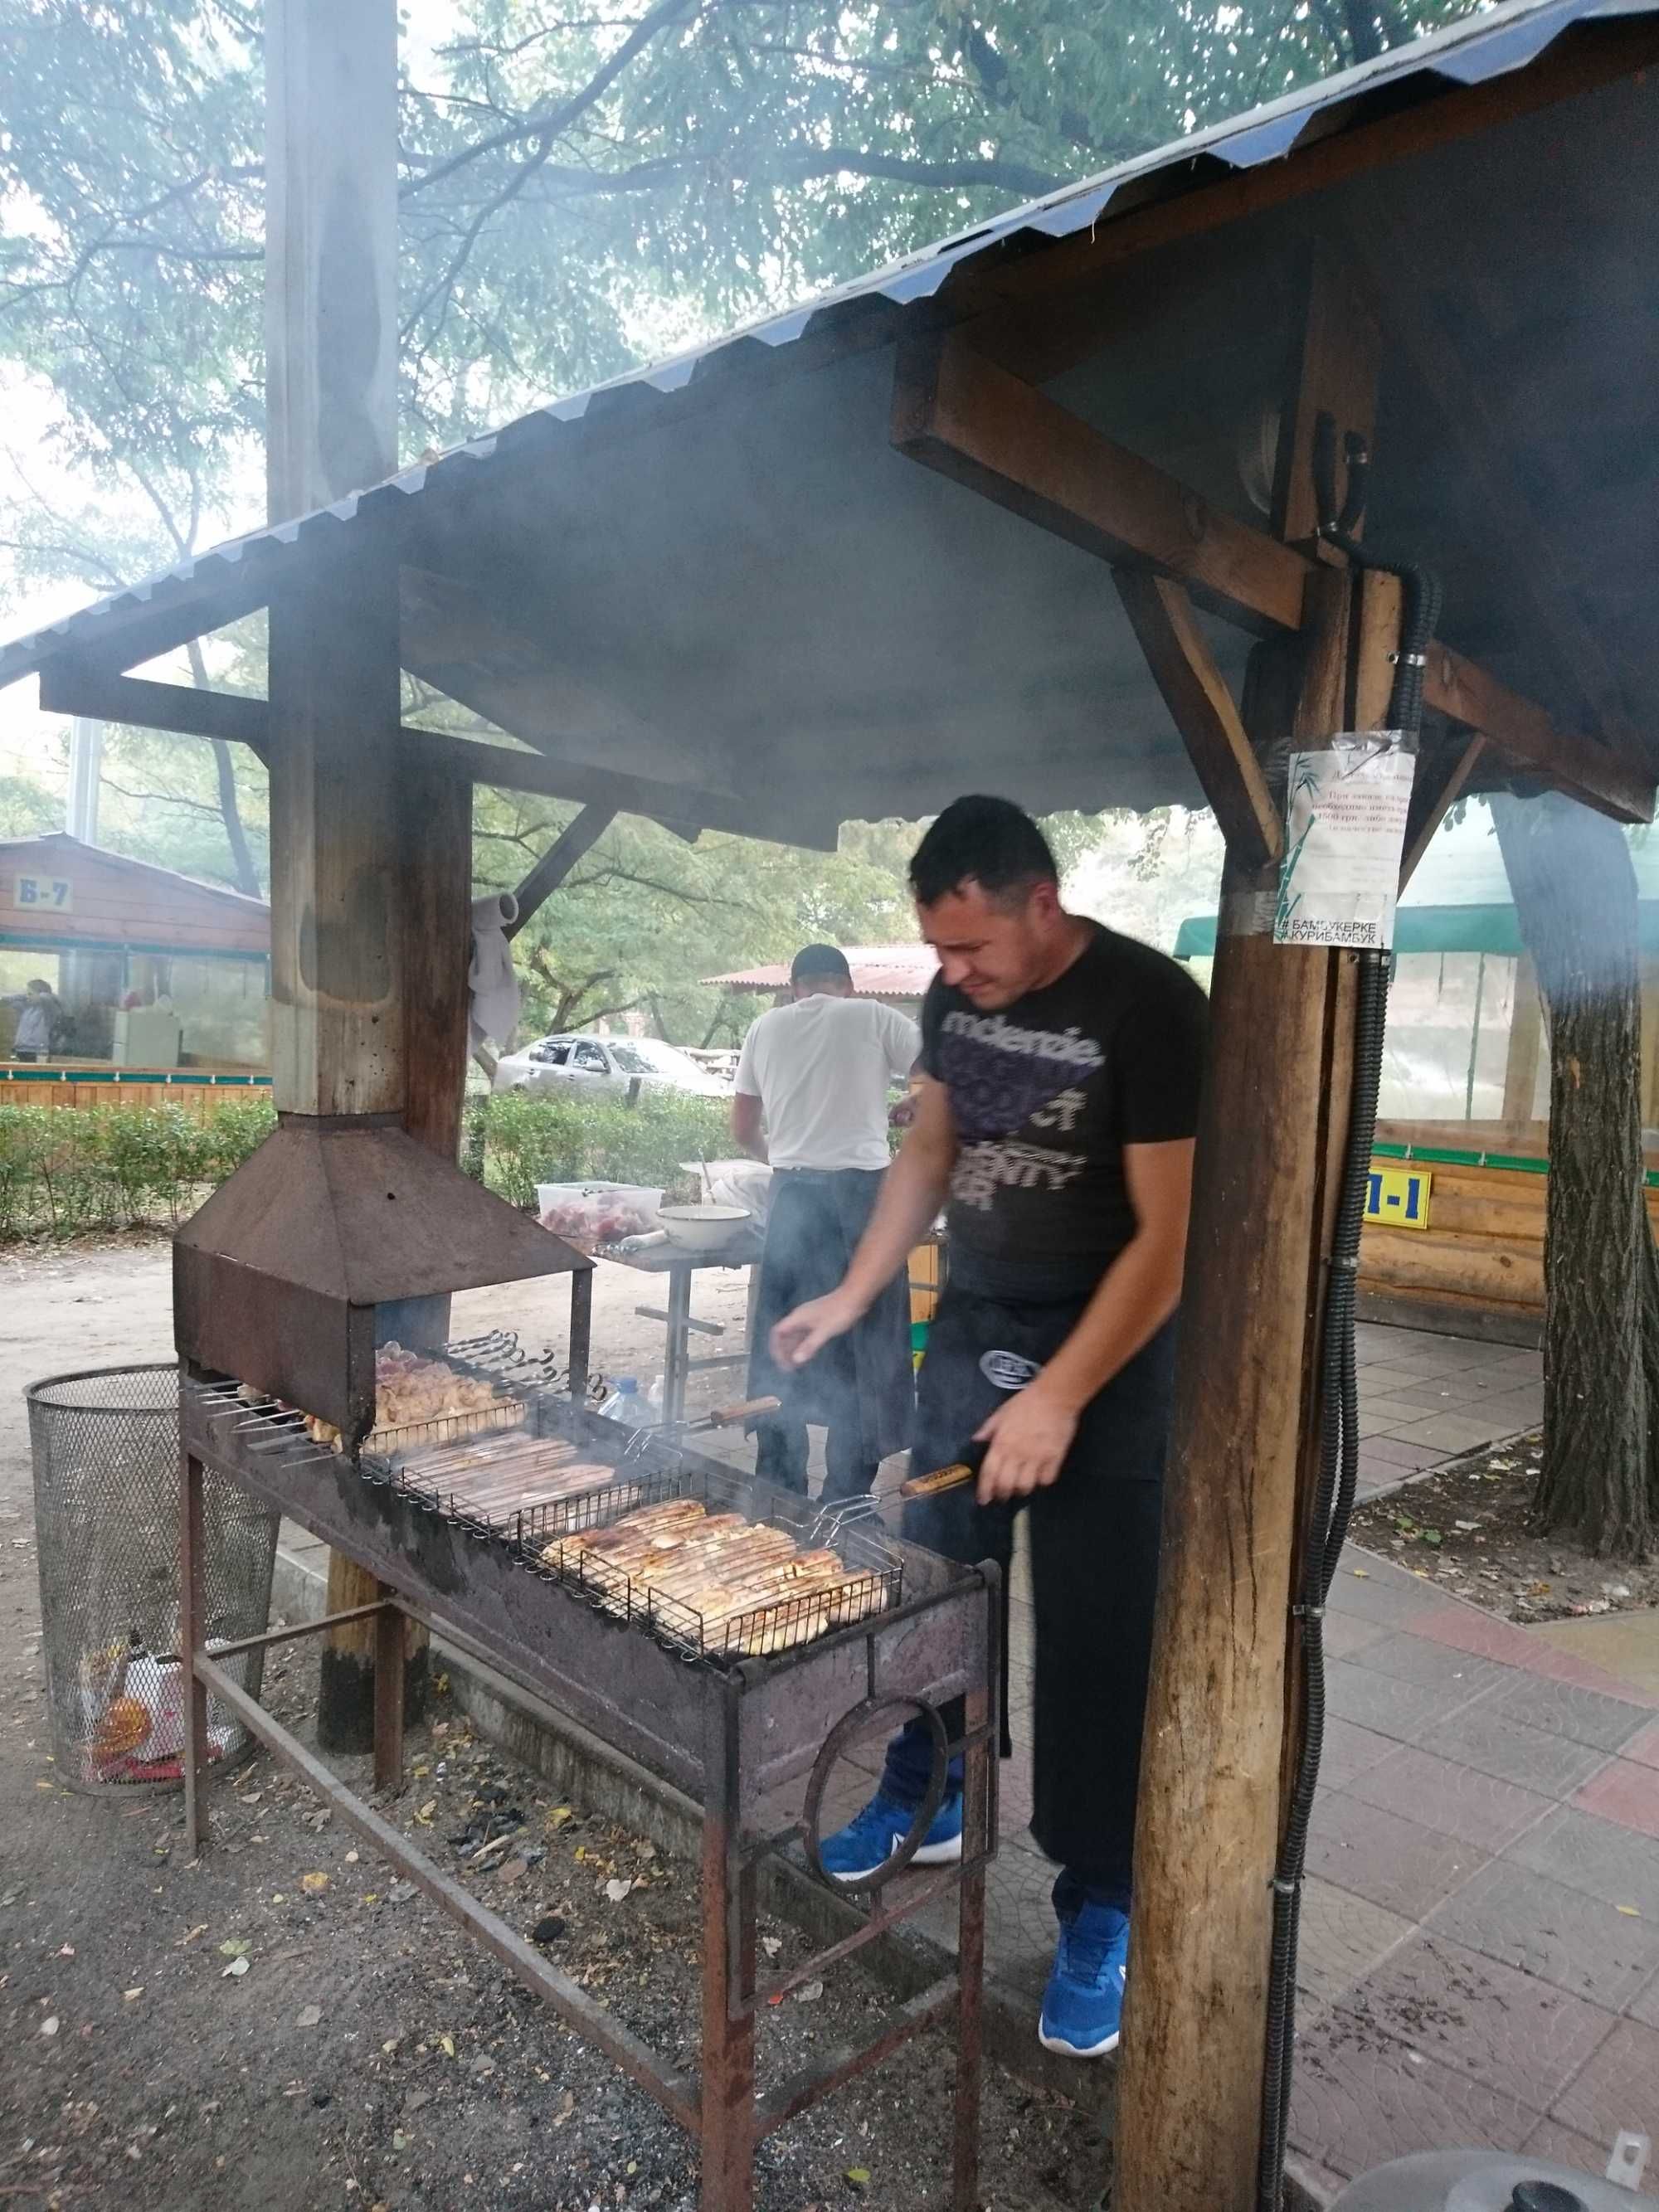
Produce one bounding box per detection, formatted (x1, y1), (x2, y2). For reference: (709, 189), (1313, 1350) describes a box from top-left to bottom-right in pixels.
(644, 1375), (664, 1422)
(597, 1376), (642, 1422)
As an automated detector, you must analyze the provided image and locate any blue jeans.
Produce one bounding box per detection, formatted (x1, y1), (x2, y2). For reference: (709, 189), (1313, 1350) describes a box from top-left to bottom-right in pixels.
(878, 1721), (1131, 1917)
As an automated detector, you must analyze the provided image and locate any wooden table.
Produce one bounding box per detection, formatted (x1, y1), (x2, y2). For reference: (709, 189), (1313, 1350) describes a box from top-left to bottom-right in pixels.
(594, 1230), (765, 1427)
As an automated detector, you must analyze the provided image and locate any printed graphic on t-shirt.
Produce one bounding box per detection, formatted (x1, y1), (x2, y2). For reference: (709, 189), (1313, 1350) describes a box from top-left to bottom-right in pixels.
(935, 1011), (1105, 1213)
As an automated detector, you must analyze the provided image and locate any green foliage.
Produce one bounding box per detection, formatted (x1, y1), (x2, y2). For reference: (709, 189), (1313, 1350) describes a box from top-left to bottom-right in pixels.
(0, 1099), (275, 1241)
(0, 0), (1488, 500)
(464, 1090), (732, 1210)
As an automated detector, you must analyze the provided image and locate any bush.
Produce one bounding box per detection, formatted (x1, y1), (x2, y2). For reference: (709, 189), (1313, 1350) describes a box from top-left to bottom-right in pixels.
(0, 1089), (732, 1238)
(464, 1089), (732, 1210)
(0, 1096), (277, 1241)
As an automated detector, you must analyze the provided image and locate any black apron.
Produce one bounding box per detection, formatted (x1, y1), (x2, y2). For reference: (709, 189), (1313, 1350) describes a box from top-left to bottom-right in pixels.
(746, 1168), (914, 1469)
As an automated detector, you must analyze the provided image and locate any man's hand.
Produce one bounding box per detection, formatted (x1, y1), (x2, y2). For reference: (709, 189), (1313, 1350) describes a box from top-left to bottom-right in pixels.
(888, 1093), (917, 1130)
(974, 1384), (1079, 1502)
(770, 1291), (863, 1371)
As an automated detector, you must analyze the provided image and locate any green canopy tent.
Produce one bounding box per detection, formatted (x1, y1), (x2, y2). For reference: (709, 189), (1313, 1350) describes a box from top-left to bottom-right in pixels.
(1174, 817), (1659, 1125)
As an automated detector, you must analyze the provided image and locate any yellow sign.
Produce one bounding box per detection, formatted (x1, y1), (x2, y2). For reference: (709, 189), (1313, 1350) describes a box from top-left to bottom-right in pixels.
(1365, 1164), (1432, 1232)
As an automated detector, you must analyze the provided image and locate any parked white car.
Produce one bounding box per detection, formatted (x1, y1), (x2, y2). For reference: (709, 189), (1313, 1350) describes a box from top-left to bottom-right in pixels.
(492, 1033), (728, 1100)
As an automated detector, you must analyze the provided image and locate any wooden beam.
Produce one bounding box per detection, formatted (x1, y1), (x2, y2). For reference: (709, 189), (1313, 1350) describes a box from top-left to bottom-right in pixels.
(1426, 647), (1649, 824)
(1271, 235), (1380, 556)
(1112, 570), (1281, 868)
(1400, 728), (1487, 888)
(893, 331), (1310, 635)
(31, 661), (839, 849)
(38, 660), (270, 758)
(892, 333), (1653, 826)
(506, 805), (616, 938)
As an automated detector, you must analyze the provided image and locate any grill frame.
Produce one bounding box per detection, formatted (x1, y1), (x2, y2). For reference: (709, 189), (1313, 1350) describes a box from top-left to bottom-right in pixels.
(177, 1347), (997, 2209)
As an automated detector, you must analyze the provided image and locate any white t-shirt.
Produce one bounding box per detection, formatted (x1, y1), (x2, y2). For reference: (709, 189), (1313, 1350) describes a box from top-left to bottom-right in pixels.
(736, 996), (920, 1173)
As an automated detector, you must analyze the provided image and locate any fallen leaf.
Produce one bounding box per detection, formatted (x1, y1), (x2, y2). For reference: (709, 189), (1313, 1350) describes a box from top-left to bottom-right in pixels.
(392, 2131), (408, 2153)
(1617, 1904), (1642, 1918)
(846, 2170), (871, 2190)
(414, 1801), (437, 1825)
(437, 2034), (455, 2057)
(124, 1987), (143, 2001)
(301, 1873), (329, 1894)
(344, 1850), (360, 1865)
(547, 1806), (573, 1830)
(604, 1878), (632, 1903)
(221, 1957), (250, 1979)
(295, 2005), (322, 2028)
(40, 2015), (59, 2037)
(217, 1939), (251, 1959)
(761, 1936), (782, 1958)
(1350, 1569), (1370, 1580)
(177, 1924), (209, 1947)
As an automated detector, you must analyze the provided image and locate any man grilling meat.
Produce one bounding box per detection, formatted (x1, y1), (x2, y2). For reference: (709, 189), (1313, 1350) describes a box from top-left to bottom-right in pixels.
(771, 798), (1208, 2061)
(734, 943), (918, 1504)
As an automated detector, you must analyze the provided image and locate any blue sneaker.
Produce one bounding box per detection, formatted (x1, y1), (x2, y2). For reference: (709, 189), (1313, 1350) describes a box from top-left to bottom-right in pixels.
(1038, 1898), (1129, 2058)
(818, 1788), (964, 1882)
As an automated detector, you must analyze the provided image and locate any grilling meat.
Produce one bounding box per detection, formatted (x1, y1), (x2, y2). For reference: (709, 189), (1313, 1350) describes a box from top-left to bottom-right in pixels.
(543, 1500), (888, 1651)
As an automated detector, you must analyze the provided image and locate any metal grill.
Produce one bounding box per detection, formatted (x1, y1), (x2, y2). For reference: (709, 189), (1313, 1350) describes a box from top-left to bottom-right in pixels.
(204, 1345), (907, 1670)
(27, 1364), (279, 1791)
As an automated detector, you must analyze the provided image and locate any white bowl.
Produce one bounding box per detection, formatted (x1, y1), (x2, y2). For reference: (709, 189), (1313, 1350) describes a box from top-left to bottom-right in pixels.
(658, 1203), (752, 1252)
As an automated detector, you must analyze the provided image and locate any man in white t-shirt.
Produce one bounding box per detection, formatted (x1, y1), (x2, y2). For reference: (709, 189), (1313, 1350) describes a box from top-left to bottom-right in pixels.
(734, 945), (919, 1501)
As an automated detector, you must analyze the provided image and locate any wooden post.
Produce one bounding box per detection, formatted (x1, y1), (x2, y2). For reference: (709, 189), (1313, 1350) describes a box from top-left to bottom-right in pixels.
(266, 0), (445, 1752)
(1114, 243), (1389, 2212)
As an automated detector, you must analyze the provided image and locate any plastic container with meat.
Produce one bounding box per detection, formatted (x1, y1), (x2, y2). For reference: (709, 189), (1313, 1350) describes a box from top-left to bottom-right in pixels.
(536, 1184), (664, 1247)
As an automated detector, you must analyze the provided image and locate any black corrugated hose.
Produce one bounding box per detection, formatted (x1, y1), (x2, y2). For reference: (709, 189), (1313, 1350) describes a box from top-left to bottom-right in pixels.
(1256, 489), (1443, 2210)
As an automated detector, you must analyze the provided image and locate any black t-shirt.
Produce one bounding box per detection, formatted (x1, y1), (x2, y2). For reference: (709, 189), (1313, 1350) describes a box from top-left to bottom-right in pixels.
(919, 923), (1209, 1299)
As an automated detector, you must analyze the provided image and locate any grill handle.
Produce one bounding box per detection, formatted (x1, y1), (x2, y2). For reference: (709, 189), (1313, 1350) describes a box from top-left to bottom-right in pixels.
(899, 1461), (975, 1500)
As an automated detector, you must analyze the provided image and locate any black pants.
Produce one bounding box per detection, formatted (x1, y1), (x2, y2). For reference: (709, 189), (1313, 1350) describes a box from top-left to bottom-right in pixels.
(753, 1417), (878, 1504)
(884, 1287), (1174, 1901)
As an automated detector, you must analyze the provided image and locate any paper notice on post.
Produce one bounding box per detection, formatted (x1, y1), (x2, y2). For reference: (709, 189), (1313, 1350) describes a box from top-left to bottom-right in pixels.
(1274, 732), (1413, 950)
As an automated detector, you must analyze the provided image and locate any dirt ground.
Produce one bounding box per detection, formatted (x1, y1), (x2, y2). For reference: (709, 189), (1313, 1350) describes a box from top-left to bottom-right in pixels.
(1348, 1434), (1659, 1622)
(0, 1235), (1097, 2211)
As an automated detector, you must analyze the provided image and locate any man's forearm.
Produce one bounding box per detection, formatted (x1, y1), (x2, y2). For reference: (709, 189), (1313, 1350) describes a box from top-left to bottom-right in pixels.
(1038, 1229), (1185, 1412)
(839, 1141), (951, 1315)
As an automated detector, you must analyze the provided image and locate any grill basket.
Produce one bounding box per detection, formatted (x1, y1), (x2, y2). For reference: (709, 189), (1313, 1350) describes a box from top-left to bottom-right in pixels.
(27, 1364), (279, 1793)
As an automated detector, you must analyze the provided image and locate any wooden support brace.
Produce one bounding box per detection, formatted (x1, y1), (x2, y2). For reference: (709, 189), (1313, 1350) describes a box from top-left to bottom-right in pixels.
(893, 331), (1310, 634)
(889, 332), (1652, 826)
(1400, 728), (1487, 888)
(1113, 570), (1282, 868)
(507, 804), (616, 938)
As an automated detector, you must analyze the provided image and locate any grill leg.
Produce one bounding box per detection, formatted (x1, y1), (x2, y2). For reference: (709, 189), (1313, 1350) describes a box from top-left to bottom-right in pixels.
(699, 1761), (755, 2208)
(953, 1695), (990, 2207)
(373, 1591), (406, 1795)
(181, 1450), (211, 1860)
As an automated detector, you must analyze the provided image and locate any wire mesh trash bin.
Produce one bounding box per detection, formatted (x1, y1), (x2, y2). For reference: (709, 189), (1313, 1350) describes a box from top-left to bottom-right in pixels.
(26, 1364), (280, 1794)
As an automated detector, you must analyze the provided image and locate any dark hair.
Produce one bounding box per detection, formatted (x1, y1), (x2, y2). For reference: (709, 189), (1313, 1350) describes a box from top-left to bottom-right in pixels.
(790, 942), (853, 984)
(908, 796), (1058, 908)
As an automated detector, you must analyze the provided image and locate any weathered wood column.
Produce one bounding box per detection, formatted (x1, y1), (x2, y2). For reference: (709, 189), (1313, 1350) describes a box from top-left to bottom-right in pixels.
(266, 0), (458, 1744)
(1114, 245), (1391, 2212)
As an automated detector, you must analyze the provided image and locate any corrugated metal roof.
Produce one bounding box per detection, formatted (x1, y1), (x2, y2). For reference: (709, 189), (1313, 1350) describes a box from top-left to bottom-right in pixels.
(1, 0), (1649, 692)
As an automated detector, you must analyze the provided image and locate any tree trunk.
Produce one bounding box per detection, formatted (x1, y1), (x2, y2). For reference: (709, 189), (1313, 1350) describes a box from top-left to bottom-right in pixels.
(1491, 791), (1657, 1557)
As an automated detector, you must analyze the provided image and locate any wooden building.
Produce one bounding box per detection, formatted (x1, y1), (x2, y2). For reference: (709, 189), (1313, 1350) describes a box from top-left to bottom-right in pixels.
(5, 6), (1659, 2204)
(0, 833), (270, 1092)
